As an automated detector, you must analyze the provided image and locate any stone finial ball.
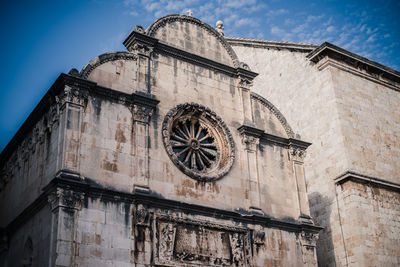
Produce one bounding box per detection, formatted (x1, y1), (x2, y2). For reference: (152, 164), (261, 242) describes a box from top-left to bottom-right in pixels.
(216, 20), (223, 28)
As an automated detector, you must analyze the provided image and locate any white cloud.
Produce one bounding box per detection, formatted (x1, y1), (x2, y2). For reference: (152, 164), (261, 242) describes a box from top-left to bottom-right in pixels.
(267, 8), (288, 16)
(326, 26), (335, 33)
(366, 34), (377, 43)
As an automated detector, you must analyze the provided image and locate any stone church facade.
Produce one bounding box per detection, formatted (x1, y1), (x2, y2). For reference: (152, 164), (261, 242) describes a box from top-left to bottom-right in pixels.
(0, 15), (399, 266)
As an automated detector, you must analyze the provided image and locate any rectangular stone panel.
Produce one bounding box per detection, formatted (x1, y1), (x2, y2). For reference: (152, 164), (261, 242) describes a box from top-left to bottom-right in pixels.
(153, 217), (250, 266)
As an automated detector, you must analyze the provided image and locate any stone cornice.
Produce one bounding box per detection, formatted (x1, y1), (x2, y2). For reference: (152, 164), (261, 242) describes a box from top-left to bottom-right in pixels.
(2, 171), (321, 239)
(123, 29), (258, 81)
(238, 124), (311, 149)
(335, 170), (400, 192)
(0, 74), (159, 168)
(308, 42), (400, 89)
(225, 37), (318, 53)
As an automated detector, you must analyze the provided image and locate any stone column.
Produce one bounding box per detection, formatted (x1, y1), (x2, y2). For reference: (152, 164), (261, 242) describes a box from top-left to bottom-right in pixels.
(289, 146), (312, 222)
(47, 188), (84, 267)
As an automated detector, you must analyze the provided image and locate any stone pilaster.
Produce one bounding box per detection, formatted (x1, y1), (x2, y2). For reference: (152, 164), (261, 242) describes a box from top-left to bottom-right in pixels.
(299, 231), (319, 266)
(124, 26), (158, 94)
(238, 76), (253, 125)
(55, 85), (88, 173)
(238, 125), (264, 213)
(47, 187), (84, 267)
(133, 204), (152, 265)
(131, 93), (159, 193)
(289, 145), (312, 222)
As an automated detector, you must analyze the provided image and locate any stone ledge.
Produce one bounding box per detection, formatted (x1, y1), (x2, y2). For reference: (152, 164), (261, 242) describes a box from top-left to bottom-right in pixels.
(238, 124), (311, 149)
(335, 170), (400, 192)
(3, 170), (323, 239)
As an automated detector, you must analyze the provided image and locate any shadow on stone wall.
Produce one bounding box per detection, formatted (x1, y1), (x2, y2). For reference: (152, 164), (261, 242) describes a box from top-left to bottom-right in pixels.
(308, 192), (334, 267)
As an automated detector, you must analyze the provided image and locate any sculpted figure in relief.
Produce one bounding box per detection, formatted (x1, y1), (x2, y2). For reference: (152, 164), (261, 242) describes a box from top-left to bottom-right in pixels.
(159, 223), (176, 261)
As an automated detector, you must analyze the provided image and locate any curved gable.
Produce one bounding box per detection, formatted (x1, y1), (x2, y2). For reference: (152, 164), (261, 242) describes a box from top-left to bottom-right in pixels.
(251, 92), (295, 138)
(80, 52), (138, 94)
(147, 15), (239, 67)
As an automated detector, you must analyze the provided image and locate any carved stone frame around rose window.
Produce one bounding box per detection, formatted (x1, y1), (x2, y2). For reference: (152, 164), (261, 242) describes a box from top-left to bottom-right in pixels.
(162, 103), (235, 182)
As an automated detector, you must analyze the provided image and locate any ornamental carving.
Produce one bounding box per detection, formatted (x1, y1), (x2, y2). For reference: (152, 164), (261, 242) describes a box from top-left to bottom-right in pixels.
(154, 217), (251, 266)
(162, 103), (235, 181)
(132, 104), (154, 123)
(48, 188), (84, 211)
(289, 146), (307, 162)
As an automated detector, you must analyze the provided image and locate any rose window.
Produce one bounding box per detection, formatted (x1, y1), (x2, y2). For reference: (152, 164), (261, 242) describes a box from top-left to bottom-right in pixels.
(162, 103), (235, 181)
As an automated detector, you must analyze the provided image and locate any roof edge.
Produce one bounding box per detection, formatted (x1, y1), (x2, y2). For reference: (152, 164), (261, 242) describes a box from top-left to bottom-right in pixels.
(307, 42), (400, 84)
(225, 37), (318, 52)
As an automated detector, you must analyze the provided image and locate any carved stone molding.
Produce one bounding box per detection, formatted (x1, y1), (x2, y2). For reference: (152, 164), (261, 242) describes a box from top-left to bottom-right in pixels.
(162, 103), (235, 181)
(48, 188), (84, 212)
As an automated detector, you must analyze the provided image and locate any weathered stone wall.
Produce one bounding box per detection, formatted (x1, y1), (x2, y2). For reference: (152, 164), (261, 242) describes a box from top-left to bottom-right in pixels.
(1, 205), (52, 267)
(336, 180), (400, 266)
(329, 67), (400, 182)
(231, 45), (347, 264)
(230, 42), (400, 266)
(74, 197), (133, 267)
(82, 48), (303, 220)
(0, 103), (63, 227)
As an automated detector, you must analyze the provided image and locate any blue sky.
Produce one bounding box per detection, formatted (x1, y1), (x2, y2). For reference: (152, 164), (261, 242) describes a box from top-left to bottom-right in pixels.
(0, 0), (399, 151)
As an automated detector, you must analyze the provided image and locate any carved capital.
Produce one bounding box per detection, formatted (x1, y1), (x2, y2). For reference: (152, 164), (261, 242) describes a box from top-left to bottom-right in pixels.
(300, 231), (319, 247)
(289, 146), (306, 162)
(242, 134), (259, 152)
(56, 85), (88, 107)
(135, 204), (150, 226)
(48, 188), (84, 212)
(131, 42), (154, 57)
(238, 76), (253, 90)
(253, 230), (265, 246)
(132, 104), (154, 123)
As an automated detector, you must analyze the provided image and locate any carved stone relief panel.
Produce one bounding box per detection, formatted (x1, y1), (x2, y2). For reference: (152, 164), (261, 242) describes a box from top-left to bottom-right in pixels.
(153, 216), (252, 266)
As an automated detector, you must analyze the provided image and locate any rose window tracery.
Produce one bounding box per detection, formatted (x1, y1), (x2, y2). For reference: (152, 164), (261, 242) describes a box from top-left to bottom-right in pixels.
(162, 103), (234, 181)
